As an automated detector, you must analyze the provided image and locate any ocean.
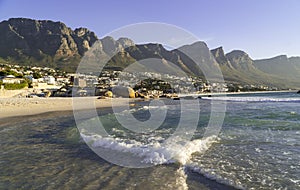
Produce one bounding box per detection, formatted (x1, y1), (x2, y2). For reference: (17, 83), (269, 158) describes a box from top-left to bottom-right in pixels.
(1, 92), (299, 189)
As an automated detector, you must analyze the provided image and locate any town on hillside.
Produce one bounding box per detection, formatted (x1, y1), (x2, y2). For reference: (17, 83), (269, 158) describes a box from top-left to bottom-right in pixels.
(0, 63), (279, 98)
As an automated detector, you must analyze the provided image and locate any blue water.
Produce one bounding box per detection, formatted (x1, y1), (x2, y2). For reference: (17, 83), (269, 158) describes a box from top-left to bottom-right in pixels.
(1, 92), (299, 189)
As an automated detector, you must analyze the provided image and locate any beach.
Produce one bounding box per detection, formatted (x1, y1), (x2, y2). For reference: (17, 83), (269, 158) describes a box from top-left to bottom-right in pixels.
(0, 97), (133, 119)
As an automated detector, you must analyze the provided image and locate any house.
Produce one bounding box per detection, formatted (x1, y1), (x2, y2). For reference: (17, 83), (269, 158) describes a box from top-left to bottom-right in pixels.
(1, 75), (24, 84)
(74, 78), (87, 88)
(43, 76), (56, 85)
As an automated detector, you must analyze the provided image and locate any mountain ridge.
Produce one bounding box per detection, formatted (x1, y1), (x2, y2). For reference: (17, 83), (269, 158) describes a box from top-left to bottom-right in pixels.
(0, 18), (299, 88)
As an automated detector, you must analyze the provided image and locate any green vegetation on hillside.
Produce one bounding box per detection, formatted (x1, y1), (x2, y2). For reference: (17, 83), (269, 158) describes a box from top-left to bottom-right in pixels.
(4, 80), (28, 90)
(0, 69), (23, 78)
(134, 78), (173, 92)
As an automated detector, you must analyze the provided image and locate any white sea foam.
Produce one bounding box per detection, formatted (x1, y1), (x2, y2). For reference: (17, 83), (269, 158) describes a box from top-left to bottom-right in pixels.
(185, 164), (246, 190)
(201, 96), (300, 102)
(114, 105), (168, 116)
(80, 132), (218, 165)
(175, 167), (188, 190)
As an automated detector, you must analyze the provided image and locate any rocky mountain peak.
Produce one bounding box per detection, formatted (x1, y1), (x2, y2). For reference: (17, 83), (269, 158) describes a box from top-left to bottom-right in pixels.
(117, 37), (135, 48)
(211, 47), (234, 68)
(100, 36), (124, 56)
(72, 27), (98, 55)
(211, 46), (225, 57)
(226, 50), (250, 59)
(226, 50), (254, 70)
(272, 55), (288, 61)
(187, 41), (208, 49)
(74, 27), (91, 37)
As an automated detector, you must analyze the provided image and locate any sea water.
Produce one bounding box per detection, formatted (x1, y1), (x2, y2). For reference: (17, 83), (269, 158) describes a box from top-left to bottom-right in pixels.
(0, 92), (299, 189)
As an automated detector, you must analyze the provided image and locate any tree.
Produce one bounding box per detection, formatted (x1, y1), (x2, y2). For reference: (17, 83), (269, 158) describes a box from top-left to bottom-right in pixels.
(33, 72), (42, 79)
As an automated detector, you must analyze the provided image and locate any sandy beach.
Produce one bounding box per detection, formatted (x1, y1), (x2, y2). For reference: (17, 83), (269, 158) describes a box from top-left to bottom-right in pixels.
(0, 97), (133, 119)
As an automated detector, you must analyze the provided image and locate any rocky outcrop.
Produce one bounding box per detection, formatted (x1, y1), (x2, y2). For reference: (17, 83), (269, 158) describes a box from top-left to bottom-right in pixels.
(72, 27), (98, 55)
(226, 50), (254, 70)
(117, 37), (135, 48)
(0, 18), (98, 71)
(211, 47), (233, 68)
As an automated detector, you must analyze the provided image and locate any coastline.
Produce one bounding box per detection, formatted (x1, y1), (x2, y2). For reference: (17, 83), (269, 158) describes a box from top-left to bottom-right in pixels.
(179, 90), (297, 97)
(0, 90), (296, 119)
(0, 97), (132, 119)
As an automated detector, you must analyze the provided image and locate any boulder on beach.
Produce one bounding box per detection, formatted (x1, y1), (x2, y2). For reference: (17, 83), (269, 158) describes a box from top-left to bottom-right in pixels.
(112, 86), (135, 98)
(104, 91), (113, 98)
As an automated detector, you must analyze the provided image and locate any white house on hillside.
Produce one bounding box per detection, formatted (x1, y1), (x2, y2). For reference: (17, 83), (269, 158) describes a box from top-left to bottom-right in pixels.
(1, 75), (24, 84)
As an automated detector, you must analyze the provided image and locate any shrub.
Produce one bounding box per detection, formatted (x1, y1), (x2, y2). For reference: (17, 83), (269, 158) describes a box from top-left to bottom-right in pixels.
(4, 81), (28, 90)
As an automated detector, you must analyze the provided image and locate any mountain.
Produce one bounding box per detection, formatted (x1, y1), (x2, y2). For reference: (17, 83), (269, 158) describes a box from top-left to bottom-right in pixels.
(210, 47), (233, 69)
(101, 41), (214, 77)
(254, 55), (300, 79)
(0, 18), (299, 88)
(106, 41), (222, 79)
(289, 57), (300, 73)
(211, 48), (300, 88)
(226, 50), (255, 70)
(0, 18), (98, 71)
(174, 41), (220, 78)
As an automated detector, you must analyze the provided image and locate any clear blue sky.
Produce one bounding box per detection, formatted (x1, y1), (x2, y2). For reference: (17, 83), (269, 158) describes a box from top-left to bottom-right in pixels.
(0, 0), (299, 59)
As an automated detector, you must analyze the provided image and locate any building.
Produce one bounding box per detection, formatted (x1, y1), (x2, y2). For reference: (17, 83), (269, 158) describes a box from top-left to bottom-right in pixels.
(1, 75), (24, 84)
(43, 76), (56, 85)
(74, 78), (87, 88)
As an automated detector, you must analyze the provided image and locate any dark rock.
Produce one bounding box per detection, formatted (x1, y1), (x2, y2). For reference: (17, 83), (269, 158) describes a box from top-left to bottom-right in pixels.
(0, 18), (98, 71)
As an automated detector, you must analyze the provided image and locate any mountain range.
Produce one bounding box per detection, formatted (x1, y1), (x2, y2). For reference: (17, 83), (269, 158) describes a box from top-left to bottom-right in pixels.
(0, 18), (299, 88)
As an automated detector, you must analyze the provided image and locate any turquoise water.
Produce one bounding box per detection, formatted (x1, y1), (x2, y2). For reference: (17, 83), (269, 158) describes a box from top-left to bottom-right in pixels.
(195, 92), (300, 189)
(1, 92), (299, 189)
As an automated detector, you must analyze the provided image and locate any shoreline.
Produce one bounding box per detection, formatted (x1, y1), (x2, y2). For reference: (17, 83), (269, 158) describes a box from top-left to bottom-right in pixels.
(179, 90), (297, 97)
(0, 90), (296, 119)
(0, 97), (132, 119)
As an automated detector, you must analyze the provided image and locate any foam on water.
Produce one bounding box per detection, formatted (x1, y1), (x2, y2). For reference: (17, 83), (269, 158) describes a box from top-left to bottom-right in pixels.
(80, 132), (218, 165)
(175, 167), (189, 190)
(117, 105), (169, 114)
(201, 96), (300, 102)
(185, 163), (246, 190)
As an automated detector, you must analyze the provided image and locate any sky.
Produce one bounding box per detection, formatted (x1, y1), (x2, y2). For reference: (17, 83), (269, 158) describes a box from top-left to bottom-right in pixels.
(0, 0), (299, 59)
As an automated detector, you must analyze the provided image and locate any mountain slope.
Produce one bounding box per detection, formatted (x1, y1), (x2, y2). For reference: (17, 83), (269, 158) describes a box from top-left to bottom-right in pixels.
(0, 18), (98, 71)
(211, 47), (300, 88)
(254, 55), (300, 79)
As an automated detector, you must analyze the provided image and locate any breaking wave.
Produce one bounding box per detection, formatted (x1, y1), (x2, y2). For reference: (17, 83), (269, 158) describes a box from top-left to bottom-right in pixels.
(80, 133), (218, 165)
(201, 96), (300, 102)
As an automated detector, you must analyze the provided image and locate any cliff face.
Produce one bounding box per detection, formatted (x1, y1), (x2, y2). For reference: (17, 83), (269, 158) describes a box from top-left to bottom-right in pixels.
(210, 47), (233, 69)
(0, 18), (98, 71)
(226, 50), (254, 70)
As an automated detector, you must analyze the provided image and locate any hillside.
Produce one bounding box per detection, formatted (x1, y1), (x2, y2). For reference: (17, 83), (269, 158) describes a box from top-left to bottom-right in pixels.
(0, 18), (97, 72)
(0, 18), (299, 89)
